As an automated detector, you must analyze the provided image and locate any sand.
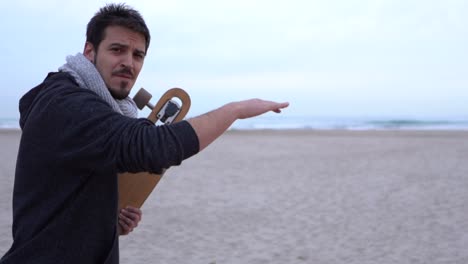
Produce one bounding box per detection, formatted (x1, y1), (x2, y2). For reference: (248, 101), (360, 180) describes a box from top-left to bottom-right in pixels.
(0, 129), (467, 264)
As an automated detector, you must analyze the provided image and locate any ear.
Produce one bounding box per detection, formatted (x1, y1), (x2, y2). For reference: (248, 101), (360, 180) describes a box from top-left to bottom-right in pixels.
(83, 42), (96, 62)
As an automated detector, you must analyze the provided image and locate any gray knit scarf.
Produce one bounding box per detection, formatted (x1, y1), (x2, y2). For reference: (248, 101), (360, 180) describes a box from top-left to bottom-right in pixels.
(59, 53), (138, 118)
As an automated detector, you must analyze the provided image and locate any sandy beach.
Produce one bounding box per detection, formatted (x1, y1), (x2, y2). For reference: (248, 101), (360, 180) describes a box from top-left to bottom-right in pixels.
(0, 129), (467, 264)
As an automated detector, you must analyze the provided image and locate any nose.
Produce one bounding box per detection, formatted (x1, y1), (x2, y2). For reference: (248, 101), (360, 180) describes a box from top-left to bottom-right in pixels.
(120, 52), (134, 70)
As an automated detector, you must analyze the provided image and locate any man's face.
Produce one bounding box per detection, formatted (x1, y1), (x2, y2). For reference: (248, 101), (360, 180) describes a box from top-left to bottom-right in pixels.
(84, 26), (146, 99)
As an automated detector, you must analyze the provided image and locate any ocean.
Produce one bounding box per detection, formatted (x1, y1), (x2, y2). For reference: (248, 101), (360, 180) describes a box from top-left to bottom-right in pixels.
(2, 116), (468, 130)
(231, 116), (468, 130)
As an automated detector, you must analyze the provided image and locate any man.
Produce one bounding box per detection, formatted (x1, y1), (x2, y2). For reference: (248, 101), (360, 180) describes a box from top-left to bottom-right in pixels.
(0, 3), (288, 264)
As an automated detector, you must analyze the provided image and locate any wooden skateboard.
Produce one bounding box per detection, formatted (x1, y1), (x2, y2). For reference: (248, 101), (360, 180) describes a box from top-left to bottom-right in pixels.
(118, 87), (191, 210)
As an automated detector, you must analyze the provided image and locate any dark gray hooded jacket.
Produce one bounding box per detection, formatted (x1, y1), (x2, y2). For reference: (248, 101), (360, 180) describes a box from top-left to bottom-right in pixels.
(0, 72), (199, 264)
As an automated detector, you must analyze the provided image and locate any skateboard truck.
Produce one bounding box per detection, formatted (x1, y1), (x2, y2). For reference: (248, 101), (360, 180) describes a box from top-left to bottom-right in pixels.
(133, 87), (190, 124)
(157, 100), (181, 124)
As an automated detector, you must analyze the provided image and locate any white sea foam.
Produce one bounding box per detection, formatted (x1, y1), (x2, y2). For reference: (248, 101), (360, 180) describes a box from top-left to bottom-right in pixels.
(230, 116), (468, 130)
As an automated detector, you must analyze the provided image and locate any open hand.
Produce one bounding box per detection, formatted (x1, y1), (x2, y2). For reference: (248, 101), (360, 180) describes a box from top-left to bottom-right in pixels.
(234, 99), (289, 119)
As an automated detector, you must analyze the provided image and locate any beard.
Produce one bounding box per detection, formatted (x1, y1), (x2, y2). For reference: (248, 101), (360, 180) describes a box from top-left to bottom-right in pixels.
(108, 82), (131, 100)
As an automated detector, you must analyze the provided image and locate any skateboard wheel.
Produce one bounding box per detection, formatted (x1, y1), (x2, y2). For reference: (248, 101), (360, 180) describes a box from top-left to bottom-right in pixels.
(133, 88), (153, 110)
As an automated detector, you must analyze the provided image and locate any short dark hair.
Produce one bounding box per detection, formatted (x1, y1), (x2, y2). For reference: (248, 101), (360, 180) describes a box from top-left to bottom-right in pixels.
(86, 3), (151, 52)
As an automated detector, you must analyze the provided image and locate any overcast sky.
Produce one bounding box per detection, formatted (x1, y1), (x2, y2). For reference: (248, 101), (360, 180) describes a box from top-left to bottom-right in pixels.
(1, 0), (467, 119)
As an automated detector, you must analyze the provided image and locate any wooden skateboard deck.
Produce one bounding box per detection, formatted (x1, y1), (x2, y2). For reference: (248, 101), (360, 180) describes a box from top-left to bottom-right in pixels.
(118, 87), (191, 210)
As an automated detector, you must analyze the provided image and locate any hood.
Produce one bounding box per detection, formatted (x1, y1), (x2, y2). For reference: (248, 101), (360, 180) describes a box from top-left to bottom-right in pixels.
(19, 78), (47, 130)
(19, 72), (74, 129)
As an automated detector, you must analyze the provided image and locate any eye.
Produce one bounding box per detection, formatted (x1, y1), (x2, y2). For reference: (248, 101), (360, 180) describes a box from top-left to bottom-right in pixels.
(111, 47), (122, 53)
(134, 53), (145, 60)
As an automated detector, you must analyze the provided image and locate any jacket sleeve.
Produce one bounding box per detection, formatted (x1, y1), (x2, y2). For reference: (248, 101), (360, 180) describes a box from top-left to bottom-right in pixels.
(111, 117), (200, 173)
(33, 75), (199, 174)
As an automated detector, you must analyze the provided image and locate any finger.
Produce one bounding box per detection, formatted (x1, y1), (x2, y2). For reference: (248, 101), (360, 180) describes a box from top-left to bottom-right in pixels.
(119, 219), (131, 234)
(121, 214), (138, 226)
(273, 102), (289, 113)
(277, 102), (289, 108)
(119, 217), (135, 231)
(119, 212), (137, 228)
(125, 206), (142, 215)
(124, 207), (142, 221)
(121, 210), (141, 223)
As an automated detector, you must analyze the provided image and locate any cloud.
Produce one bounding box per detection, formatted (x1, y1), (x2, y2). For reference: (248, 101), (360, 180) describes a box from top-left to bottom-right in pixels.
(2, 0), (468, 118)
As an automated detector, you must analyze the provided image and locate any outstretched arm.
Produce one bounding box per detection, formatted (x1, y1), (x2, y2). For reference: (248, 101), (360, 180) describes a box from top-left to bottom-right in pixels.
(188, 99), (289, 151)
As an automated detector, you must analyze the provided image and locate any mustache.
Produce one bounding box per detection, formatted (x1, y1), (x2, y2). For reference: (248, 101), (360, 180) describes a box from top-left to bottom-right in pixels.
(112, 68), (134, 78)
